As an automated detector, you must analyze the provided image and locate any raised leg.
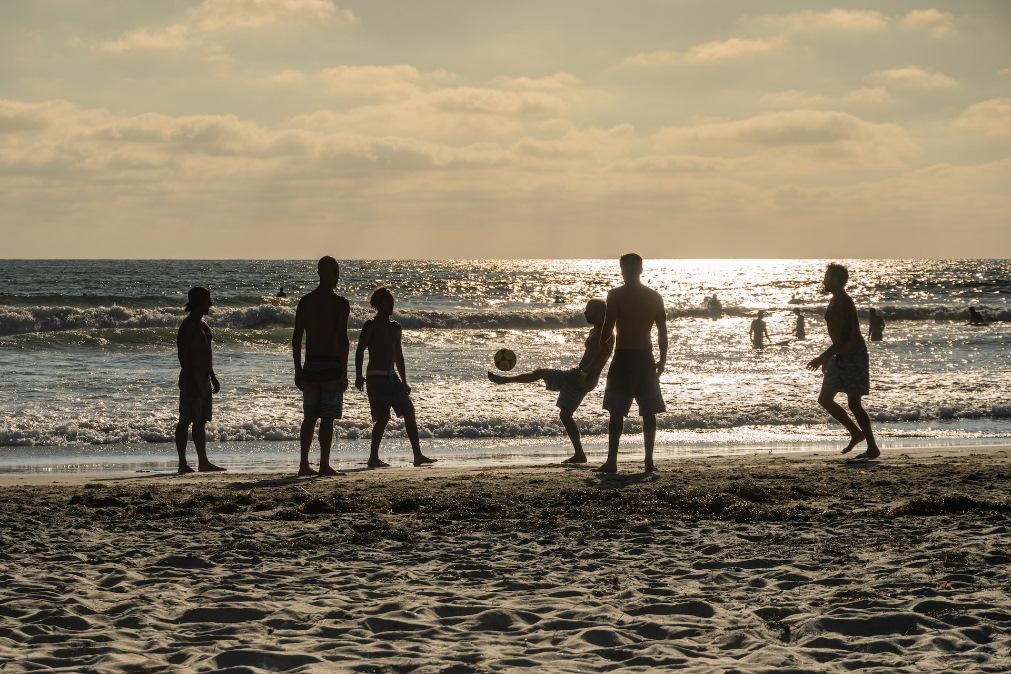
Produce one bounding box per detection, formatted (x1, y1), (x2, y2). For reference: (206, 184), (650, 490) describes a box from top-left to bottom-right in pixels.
(488, 369), (551, 384)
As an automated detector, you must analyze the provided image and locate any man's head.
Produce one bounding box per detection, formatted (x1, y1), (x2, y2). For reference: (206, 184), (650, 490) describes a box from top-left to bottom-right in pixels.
(369, 286), (395, 315)
(619, 253), (643, 283)
(185, 287), (212, 315)
(584, 298), (606, 324)
(318, 256), (339, 289)
(869, 308), (877, 316)
(757, 310), (765, 319)
(822, 263), (849, 294)
(794, 308), (802, 316)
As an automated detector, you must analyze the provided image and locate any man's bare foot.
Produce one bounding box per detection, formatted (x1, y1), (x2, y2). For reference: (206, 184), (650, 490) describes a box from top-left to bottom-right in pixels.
(198, 462), (225, 472)
(367, 458), (390, 469)
(318, 464), (341, 476)
(644, 461), (657, 473)
(845, 447), (881, 462)
(413, 455), (437, 466)
(487, 371), (506, 384)
(840, 432), (866, 454)
(595, 462), (617, 474)
(177, 464), (195, 474)
(561, 454), (587, 464)
(297, 464), (318, 477)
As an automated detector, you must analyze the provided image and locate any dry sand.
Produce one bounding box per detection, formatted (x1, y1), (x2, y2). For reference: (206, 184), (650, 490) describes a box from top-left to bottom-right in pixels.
(1, 447), (1010, 673)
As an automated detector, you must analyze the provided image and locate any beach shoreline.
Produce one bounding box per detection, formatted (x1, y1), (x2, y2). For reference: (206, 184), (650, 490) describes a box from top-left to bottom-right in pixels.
(3, 446), (1010, 672)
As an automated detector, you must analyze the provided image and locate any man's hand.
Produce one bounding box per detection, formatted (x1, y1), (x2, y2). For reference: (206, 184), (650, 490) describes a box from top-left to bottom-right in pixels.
(355, 374), (366, 391)
(294, 370), (303, 391)
(210, 374), (220, 394)
(806, 355), (825, 371)
(655, 361), (665, 376)
(340, 374), (349, 393)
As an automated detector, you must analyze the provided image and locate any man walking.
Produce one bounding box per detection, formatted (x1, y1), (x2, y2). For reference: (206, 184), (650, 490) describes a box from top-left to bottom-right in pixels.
(292, 256), (350, 476)
(597, 253), (668, 473)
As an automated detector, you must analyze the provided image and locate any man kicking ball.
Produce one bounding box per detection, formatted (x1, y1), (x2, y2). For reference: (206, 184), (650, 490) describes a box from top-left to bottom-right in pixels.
(488, 299), (614, 464)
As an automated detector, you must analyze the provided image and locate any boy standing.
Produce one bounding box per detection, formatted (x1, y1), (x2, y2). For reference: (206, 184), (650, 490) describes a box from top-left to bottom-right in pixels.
(355, 287), (437, 468)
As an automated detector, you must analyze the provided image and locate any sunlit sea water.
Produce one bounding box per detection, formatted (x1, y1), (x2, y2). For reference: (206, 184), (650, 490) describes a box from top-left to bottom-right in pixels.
(1, 259), (1008, 472)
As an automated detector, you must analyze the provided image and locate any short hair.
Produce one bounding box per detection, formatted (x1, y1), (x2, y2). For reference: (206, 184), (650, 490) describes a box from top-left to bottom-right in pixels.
(185, 286), (210, 311)
(825, 263), (849, 287)
(619, 253), (643, 270)
(586, 298), (606, 314)
(318, 256), (339, 275)
(369, 286), (394, 310)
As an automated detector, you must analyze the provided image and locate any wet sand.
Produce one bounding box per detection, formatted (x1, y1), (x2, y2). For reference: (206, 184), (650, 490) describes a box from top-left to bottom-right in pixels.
(2, 447), (1010, 672)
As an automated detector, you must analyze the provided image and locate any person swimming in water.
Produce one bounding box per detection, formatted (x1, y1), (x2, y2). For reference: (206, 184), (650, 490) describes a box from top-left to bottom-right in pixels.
(806, 263), (881, 462)
(488, 299), (614, 464)
(793, 308), (806, 340)
(968, 306), (987, 326)
(750, 311), (770, 349)
(868, 308), (885, 341)
(277, 286), (287, 298)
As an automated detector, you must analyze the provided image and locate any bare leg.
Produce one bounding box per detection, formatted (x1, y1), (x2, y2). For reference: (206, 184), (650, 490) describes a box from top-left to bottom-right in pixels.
(368, 418), (390, 468)
(175, 420), (194, 474)
(818, 391), (864, 453)
(847, 396), (881, 460)
(559, 410), (586, 464)
(643, 414), (657, 473)
(318, 417), (339, 476)
(192, 422), (224, 472)
(403, 410), (436, 466)
(298, 417), (318, 476)
(488, 369), (551, 385)
(596, 413), (623, 473)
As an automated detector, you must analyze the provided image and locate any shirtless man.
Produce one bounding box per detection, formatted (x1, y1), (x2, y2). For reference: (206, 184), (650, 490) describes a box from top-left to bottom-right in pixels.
(596, 253), (668, 473)
(750, 311), (771, 349)
(175, 286), (225, 474)
(292, 256), (350, 476)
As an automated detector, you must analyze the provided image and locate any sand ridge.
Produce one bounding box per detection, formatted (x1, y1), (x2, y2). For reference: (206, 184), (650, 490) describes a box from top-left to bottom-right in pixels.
(1, 449), (1010, 672)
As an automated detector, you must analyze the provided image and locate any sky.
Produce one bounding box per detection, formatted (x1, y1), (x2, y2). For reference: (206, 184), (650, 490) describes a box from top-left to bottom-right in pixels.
(1, 0), (1009, 259)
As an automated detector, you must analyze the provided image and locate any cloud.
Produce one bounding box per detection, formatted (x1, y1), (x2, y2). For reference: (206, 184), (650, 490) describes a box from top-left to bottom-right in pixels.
(621, 37), (783, 68)
(761, 87), (889, 109)
(98, 0), (353, 56)
(1000, 68), (1011, 77)
(953, 98), (1011, 137)
(756, 9), (889, 33)
(316, 65), (455, 99)
(901, 9), (955, 39)
(494, 73), (582, 91)
(656, 110), (918, 167)
(870, 66), (956, 90)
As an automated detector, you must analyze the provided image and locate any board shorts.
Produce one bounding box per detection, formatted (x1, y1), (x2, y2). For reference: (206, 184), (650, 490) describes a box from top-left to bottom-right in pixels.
(179, 370), (212, 424)
(366, 371), (414, 423)
(302, 357), (344, 419)
(603, 349), (666, 417)
(821, 348), (870, 398)
(543, 368), (592, 414)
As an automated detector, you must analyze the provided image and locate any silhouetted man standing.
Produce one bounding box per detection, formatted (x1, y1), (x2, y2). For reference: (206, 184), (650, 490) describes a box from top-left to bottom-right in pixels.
(292, 257), (350, 476)
(597, 253), (667, 473)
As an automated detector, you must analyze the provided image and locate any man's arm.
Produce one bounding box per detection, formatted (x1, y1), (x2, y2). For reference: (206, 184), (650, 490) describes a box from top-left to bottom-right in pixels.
(394, 325), (410, 393)
(655, 296), (668, 375)
(292, 302), (304, 390)
(599, 291), (617, 355)
(337, 298), (350, 392)
(354, 321), (370, 391)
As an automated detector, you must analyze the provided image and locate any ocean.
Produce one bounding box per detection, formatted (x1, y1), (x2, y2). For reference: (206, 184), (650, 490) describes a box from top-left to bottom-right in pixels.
(1, 259), (1008, 473)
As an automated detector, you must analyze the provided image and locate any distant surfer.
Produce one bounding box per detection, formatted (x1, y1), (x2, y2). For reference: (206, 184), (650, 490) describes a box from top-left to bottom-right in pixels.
(793, 308), (806, 340)
(276, 286), (287, 298)
(806, 263), (880, 462)
(704, 294), (722, 319)
(968, 306), (987, 326)
(175, 286), (224, 474)
(596, 253), (667, 474)
(488, 299), (614, 464)
(749, 311), (770, 349)
(292, 257), (349, 476)
(868, 308), (885, 341)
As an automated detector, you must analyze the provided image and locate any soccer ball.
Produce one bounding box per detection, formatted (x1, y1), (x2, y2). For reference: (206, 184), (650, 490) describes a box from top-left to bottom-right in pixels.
(494, 348), (517, 371)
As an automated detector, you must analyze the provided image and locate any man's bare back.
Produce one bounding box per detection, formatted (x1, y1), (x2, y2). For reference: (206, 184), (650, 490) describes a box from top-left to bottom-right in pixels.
(296, 289), (350, 360)
(606, 284), (666, 351)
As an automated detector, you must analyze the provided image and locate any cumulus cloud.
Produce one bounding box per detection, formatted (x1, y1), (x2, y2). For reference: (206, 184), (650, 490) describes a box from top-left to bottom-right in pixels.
(756, 9), (889, 33)
(622, 37), (783, 68)
(656, 110), (918, 167)
(761, 87), (889, 109)
(870, 66), (956, 90)
(953, 98), (1011, 137)
(316, 65), (455, 99)
(98, 0), (352, 56)
(901, 9), (955, 39)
